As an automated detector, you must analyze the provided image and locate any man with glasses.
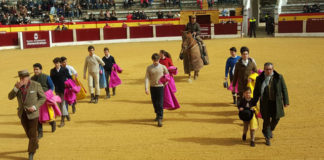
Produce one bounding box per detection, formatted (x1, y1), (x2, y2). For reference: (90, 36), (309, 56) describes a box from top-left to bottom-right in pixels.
(83, 45), (105, 104)
(252, 62), (289, 146)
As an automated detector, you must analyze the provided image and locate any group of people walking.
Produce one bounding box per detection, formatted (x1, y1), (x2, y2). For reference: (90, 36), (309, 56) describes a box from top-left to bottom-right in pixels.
(8, 46), (121, 160)
(225, 46), (289, 147)
(7, 39), (290, 159)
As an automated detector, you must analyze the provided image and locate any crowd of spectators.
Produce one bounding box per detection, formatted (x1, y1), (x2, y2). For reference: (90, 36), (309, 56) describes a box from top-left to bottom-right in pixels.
(303, 3), (321, 13)
(86, 9), (117, 21)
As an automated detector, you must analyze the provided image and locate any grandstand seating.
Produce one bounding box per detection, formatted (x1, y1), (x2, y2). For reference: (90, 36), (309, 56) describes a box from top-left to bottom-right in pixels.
(281, 0), (324, 14)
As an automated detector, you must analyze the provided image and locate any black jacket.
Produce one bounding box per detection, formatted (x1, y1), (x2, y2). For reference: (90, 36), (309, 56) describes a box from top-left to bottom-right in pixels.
(50, 67), (71, 93)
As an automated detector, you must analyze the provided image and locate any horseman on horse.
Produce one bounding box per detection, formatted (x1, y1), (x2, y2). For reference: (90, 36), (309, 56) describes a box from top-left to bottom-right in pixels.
(185, 15), (207, 57)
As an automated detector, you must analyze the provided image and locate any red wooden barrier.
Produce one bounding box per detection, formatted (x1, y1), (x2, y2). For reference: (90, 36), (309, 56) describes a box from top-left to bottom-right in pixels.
(104, 27), (127, 40)
(156, 25), (185, 37)
(76, 28), (100, 41)
(278, 21), (303, 33)
(0, 32), (18, 46)
(52, 30), (73, 43)
(306, 20), (324, 32)
(214, 23), (237, 35)
(130, 26), (153, 38)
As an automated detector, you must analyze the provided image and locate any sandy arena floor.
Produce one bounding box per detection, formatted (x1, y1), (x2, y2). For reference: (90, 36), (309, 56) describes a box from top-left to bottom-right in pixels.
(0, 38), (324, 160)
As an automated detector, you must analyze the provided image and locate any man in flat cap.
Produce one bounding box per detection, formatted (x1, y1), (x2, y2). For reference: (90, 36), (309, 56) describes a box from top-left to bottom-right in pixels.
(8, 70), (46, 160)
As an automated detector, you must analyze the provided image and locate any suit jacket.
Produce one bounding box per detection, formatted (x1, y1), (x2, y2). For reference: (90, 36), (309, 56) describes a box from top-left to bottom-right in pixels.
(233, 58), (257, 93)
(50, 67), (72, 93)
(8, 80), (46, 120)
(84, 54), (105, 77)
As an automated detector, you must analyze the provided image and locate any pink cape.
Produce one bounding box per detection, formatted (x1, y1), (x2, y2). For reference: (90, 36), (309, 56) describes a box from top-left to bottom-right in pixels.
(39, 90), (62, 123)
(64, 79), (81, 105)
(159, 70), (180, 110)
(227, 81), (238, 93)
(109, 64), (122, 88)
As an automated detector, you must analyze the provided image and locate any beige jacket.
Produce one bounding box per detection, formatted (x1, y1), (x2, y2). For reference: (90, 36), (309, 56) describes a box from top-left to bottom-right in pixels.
(83, 54), (105, 78)
(8, 80), (46, 120)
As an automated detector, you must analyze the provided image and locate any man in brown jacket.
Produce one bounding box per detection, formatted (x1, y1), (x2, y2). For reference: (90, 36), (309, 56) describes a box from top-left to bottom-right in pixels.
(233, 46), (257, 105)
(8, 70), (46, 160)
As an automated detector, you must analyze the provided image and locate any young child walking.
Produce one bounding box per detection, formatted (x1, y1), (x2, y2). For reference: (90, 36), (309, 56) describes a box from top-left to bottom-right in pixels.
(145, 53), (169, 127)
(102, 47), (116, 99)
(238, 87), (259, 147)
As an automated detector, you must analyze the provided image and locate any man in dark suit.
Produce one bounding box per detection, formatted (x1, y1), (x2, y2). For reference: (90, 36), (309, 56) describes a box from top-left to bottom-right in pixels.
(8, 70), (46, 160)
(50, 57), (72, 127)
(252, 62), (289, 146)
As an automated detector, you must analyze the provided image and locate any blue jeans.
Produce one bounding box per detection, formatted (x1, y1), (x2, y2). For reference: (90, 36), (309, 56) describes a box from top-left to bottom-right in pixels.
(150, 86), (164, 119)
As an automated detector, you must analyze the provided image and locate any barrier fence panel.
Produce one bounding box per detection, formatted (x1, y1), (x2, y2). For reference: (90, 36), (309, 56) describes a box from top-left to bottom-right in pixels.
(214, 23), (238, 35)
(0, 32), (18, 46)
(200, 24), (211, 39)
(76, 28), (100, 41)
(278, 21), (303, 33)
(22, 31), (50, 49)
(51, 30), (74, 43)
(104, 27), (127, 40)
(130, 26), (153, 38)
(306, 19), (324, 32)
(155, 25), (185, 37)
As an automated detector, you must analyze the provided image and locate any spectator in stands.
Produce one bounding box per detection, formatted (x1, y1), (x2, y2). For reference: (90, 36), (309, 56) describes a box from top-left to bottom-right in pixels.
(140, 10), (147, 20)
(303, 4), (309, 13)
(126, 12), (132, 20)
(104, 23), (111, 28)
(124, 0), (129, 8)
(141, 0), (149, 8)
(221, 8), (229, 16)
(110, 10), (117, 20)
(43, 12), (50, 23)
(166, 11), (174, 19)
(156, 10), (164, 19)
(314, 3), (320, 12)
(105, 10), (111, 20)
(50, 5), (56, 15)
(55, 25), (61, 31)
(122, 22), (128, 28)
(174, 12), (180, 18)
(109, 0), (116, 9)
(62, 24), (68, 30)
(99, 10), (106, 21)
(59, 15), (65, 23)
(89, 12), (96, 21)
(208, 0), (213, 7)
(76, 4), (82, 18)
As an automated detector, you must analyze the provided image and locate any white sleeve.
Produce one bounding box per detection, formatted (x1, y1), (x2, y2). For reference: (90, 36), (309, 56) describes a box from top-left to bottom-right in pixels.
(69, 65), (77, 75)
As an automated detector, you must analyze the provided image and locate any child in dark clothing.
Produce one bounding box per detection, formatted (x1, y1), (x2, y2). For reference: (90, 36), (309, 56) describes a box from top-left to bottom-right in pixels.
(238, 87), (259, 147)
(102, 47), (116, 99)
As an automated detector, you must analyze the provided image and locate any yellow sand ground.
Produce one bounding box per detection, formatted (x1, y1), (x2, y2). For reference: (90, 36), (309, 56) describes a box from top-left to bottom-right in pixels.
(0, 38), (324, 160)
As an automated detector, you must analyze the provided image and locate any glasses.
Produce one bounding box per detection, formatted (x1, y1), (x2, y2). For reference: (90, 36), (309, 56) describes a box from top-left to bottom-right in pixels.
(265, 68), (273, 71)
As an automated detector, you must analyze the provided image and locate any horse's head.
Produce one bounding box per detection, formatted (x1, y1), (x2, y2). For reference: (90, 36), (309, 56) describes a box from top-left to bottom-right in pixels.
(182, 31), (193, 42)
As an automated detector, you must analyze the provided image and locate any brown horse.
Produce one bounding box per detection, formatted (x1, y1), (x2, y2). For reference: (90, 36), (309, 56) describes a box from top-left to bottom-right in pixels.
(180, 31), (204, 80)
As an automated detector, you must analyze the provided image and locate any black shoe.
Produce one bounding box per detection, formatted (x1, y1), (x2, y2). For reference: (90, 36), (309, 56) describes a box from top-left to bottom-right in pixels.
(29, 152), (34, 160)
(90, 94), (95, 103)
(50, 121), (56, 132)
(242, 134), (246, 141)
(72, 105), (76, 114)
(38, 131), (43, 139)
(250, 141), (255, 147)
(157, 119), (163, 127)
(265, 139), (271, 146)
(94, 95), (99, 104)
(59, 118), (65, 128)
(66, 115), (71, 121)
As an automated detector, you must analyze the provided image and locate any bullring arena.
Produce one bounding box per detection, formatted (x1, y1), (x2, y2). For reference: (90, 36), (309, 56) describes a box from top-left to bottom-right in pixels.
(1, 37), (324, 160)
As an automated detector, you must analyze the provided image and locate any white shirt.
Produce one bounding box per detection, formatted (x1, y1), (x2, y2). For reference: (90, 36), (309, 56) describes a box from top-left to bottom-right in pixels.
(66, 65), (77, 76)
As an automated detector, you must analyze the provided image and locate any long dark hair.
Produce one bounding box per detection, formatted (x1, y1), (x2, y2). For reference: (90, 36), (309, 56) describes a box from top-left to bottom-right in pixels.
(160, 50), (172, 60)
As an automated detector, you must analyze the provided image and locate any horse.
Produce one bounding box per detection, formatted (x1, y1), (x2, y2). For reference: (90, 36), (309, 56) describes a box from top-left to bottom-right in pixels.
(179, 31), (204, 80)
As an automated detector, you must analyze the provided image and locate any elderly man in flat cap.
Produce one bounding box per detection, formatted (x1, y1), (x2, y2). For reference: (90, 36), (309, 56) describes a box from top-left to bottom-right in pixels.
(8, 70), (46, 160)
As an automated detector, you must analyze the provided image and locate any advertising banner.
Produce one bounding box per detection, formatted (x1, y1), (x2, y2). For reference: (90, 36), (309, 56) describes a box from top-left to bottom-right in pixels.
(23, 31), (50, 49)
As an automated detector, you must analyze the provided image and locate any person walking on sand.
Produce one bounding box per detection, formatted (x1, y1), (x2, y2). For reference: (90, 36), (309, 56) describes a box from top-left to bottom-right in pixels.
(8, 70), (46, 160)
(83, 45), (105, 103)
(145, 53), (169, 127)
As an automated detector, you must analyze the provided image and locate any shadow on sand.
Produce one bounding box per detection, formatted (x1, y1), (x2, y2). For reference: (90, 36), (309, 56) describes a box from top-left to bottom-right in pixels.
(0, 150), (27, 160)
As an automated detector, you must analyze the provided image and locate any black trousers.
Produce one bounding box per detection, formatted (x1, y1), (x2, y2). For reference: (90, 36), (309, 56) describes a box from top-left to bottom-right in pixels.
(104, 71), (114, 95)
(150, 86), (164, 119)
(262, 100), (280, 139)
(21, 111), (38, 153)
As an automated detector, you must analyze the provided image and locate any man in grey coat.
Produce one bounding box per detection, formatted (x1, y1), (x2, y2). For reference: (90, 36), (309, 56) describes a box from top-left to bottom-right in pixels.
(252, 62), (289, 146)
(8, 70), (46, 160)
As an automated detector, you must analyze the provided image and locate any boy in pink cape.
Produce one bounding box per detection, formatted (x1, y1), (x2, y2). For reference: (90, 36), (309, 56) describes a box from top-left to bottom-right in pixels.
(159, 66), (180, 110)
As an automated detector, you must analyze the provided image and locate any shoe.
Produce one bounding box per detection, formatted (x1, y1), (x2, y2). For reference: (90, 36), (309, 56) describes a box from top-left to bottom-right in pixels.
(72, 105), (76, 114)
(242, 134), (246, 141)
(29, 152), (34, 160)
(157, 119), (163, 127)
(94, 95), (99, 104)
(50, 121), (56, 132)
(37, 131), (43, 139)
(66, 115), (71, 121)
(58, 118), (65, 128)
(90, 94), (95, 103)
(233, 96), (237, 104)
(265, 139), (271, 146)
(105, 95), (110, 99)
(250, 141), (255, 147)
